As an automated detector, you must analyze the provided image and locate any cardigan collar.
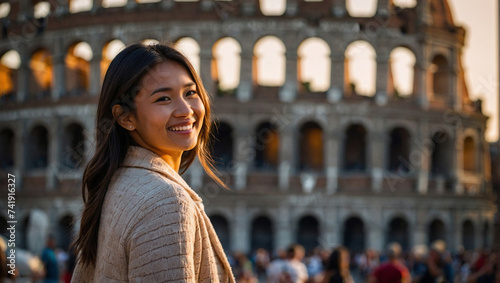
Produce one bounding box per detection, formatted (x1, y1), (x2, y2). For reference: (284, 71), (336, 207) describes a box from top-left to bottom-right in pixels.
(121, 146), (202, 203)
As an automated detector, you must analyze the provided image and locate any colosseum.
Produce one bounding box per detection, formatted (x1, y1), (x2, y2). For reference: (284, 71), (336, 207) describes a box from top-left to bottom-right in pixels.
(0, 0), (497, 259)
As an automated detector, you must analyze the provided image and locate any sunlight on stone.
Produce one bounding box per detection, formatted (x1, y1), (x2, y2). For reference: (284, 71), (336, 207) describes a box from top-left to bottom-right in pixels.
(74, 42), (93, 62)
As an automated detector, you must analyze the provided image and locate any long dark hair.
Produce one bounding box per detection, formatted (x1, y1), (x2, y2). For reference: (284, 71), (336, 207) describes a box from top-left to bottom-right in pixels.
(73, 43), (225, 267)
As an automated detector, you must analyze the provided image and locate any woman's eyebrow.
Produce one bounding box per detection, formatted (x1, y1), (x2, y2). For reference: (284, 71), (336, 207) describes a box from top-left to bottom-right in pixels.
(149, 82), (196, 96)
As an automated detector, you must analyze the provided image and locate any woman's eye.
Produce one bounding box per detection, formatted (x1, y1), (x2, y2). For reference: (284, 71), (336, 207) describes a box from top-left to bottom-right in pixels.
(186, 90), (198, 97)
(155, 96), (171, 102)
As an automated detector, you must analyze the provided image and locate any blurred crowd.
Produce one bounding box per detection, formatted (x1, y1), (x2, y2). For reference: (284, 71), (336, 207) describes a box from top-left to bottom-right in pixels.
(228, 241), (500, 283)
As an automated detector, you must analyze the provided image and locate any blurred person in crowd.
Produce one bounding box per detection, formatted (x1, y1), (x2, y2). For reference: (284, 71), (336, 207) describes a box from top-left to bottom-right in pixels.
(268, 244), (308, 283)
(466, 250), (499, 283)
(306, 247), (326, 282)
(267, 249), (288, 282)
(368, 242), (411, 283)
(322, 246), (354, 283)
(413, 240), (453, 283)
(254, 248), (270, 282)
(41, 235), (59, 283)
(71, 43), (235, 282)
(357, 249), (380, 278)
(233, 252), (257, 283)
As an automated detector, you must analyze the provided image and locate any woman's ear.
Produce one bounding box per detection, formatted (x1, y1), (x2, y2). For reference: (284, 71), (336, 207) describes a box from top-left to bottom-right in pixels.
(112, 104), (136, 131)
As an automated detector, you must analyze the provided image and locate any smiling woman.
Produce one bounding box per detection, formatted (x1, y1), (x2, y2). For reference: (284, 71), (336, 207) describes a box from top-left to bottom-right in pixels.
(71, 43), (235, 282)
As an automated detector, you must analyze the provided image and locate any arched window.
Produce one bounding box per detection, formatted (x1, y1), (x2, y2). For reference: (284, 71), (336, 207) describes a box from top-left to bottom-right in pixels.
(209, 215), (230, 252)
(345, 41), (376, 96)
(27, 125), (48, 170)
(254, 122), (279, 170)
(428, 219), (445, 245)
(462, 220), (475, 251)
(101, 39), (126, 81)
(297, 215), (319, 253)
(29, 49), (53, 99)
(346, 0), (376, 17)
(387, 217), (409, 251)
(299, 122), (323, 171)
(0, 128), (14, 169)
(431, 55), (449, 99)
(254, 36), (286, 87)
(389, 47), (416, 97)
(211, 122), (233, 169)
(298, 37), (330, 92)
(388, 127), (411, 172)
(430, 132), (453, 178)
(259, 0), (286, 15)
(65, 42), (92, 96)
(0, 50), (20, 102)
(175, 37), (200, 75)
(251, 216), (274, 253)
(61, 123), (85, 169)
(70, 0), (92, 13)
(142, 39), (159, 46)
(0, 3), (10, 18)
(34, 2), (51, 18)
(213, 37), (241, 94)
(392, 0), (417, 8)
(343, 124), (367, 172)
(343, 217), (365, 254)
(463, 136), (476, 172)
(58, 215), (74, 251)
(102, 0), (126, 8)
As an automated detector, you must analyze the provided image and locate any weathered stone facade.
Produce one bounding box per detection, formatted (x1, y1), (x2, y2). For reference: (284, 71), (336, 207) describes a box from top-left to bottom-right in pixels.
(0, 0), (497, 256)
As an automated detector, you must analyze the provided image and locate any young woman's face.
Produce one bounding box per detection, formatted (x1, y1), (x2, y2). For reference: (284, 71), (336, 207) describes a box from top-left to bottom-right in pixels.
(129, 60), (205, 158)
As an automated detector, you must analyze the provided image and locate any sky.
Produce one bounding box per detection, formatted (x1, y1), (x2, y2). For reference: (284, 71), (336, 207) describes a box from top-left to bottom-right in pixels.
(448, 0), (499, 142)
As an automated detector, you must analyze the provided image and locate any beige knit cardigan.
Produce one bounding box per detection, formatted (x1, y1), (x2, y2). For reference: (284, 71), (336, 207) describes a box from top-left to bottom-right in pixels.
(71, 146), (236, 282)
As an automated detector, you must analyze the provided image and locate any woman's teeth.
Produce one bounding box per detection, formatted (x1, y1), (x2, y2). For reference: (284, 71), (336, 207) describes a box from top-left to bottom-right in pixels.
(169, 124), (193, 131)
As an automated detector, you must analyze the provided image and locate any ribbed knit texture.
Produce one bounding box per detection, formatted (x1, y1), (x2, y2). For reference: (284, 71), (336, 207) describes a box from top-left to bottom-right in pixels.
(71, 146), (235, 282)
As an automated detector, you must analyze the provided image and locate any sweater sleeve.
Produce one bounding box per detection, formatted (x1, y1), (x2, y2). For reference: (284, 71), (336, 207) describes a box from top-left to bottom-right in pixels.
(126, 186), (198, 282)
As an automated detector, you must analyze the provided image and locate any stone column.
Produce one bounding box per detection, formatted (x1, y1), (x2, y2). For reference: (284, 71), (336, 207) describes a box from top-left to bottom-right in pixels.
(92, 0), (103, 12)
(233, 118), (250, 190)
(52, 39), (66, 101)
(376, 0), (390, 16)
(367, 208), (383, 252)
(286, 0), (298, 16)
(89, 52), (102, 96)
(414, 210), (427, 246)
(416, 121), (430, 194)
(237, 47), (253, 102)
(450, 48), (460, 111)
(240, 0), (258, 16)
(327, 48), (345, 103)
(55, 0), (70, 16)
(199, 47), (215, 96)
(375, 50), (390, 106)
(16, 44), (29, 102)
(17, 0), (33, 20)
(414, 51), (429, 108)
(125, 0), (137, 10)
(279, 125), (294, 190)
(370, 129), (385, 193)
(279, 49), (297, 102)
(326, 127), (341, 194)
(331, 0), (346, 17)
(451, 210), (461, 253)
(46, 118), (60, 190)
(275, 204), (292, 250)
(453, 128), (463, 194)
(322, 206), (340, 248)
(231, 202), (249, 253)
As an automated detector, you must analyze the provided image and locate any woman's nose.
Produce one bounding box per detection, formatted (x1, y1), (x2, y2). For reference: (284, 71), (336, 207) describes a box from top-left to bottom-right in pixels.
(173, 97), (194, 117)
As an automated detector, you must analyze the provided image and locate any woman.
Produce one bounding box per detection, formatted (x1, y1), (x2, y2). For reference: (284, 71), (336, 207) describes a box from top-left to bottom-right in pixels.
(71, 43), (235, 282)
(322, 246), (354, 283)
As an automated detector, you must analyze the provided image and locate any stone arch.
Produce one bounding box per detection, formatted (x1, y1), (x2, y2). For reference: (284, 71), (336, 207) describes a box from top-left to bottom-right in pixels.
(461, 219), (475, 251)
(210, 121), (234, 170)
(430, 130), (453, 178)
(61, 122), (86, 169)
(65, 41), (92, 96)
(343, 216), (366, 254)
(386, 216), (410, 251)
(387, 127), (411, 172)
(209, 214), (231, 252)
(250, 215), (274, 254)
(174, 37), (201, 74)
(430, 54), (450, 100)
(26, 125), (49, 170)
(428, 218), (446, 245)
(29, 48), (53, 99)
(296, 215), (320, 254)
(0, 127), (15, 169)
(343, 123), (367, 172)
(462, 136), (476, 172)
(297, 37), (331, 92)
(254, 121), (279, 170)
(254, 36), (286, 87)
(345, 40), (376, 96)
(0, 50), (20, 102)
(34, 1), (51, 19)
(101, 39), (126, 81)
(389, 47), (416, 97)
(298, 121), (323, 171)
(213, 37), (241, 94)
